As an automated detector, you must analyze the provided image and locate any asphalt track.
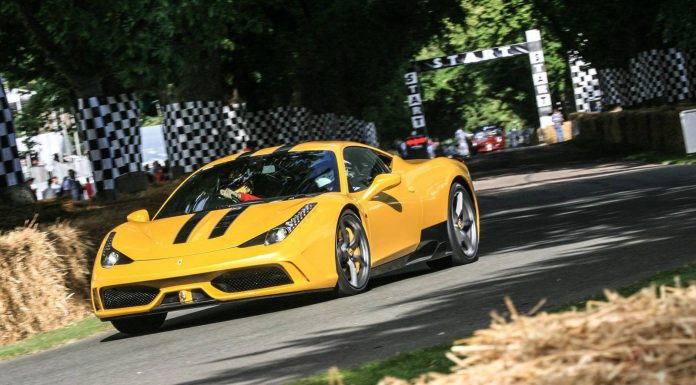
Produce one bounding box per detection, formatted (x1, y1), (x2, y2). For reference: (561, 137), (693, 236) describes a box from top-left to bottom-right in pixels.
(2, 145), (696, 385)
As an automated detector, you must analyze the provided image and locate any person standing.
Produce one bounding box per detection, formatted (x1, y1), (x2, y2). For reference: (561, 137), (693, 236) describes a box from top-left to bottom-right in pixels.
(454, 128), (470, 157)
(510, 127), (519, 148)
(551, 109), (564, 142)
(84, 177), (94, 199)
(61, 169), (82, 201)
(42, 180), (57, 200)
(153, 161), (164, 183)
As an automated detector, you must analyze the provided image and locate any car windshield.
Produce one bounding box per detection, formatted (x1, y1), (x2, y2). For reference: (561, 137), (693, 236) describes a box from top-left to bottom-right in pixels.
(156, 150), (340, 219)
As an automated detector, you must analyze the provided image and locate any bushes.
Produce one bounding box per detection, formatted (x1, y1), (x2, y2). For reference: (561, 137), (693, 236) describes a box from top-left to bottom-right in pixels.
(0, 223), (91, 345)
(571, 106), (692, 153)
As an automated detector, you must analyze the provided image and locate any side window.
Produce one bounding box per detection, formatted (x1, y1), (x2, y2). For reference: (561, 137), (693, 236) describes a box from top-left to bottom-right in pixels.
(343, 147), (391, 192)
(377, 153), (392, 170)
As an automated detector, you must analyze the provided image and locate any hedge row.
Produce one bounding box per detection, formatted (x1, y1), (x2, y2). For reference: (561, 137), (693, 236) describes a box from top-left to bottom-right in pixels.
(570, 107), (694, 154)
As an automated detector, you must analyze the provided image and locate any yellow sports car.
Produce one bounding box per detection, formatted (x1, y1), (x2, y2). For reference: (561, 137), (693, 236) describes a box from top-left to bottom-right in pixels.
(90, 141), (479, 334)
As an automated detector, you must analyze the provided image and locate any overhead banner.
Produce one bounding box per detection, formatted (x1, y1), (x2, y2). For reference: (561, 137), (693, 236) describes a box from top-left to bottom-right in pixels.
(414, 42), (530, 72)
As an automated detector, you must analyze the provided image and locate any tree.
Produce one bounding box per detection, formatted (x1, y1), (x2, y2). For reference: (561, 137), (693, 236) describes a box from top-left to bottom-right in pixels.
(412, 0), (569, 138)
(530, 0), (665, 68)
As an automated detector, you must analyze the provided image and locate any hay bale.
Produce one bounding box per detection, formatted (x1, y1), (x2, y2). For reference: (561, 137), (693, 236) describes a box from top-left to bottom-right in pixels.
(579, 116), (599, 141)
(606, 113), (623, 144)
(0, 225), (89, 344)
(46, 222), (92, 300)
(380, 284), (696, 385)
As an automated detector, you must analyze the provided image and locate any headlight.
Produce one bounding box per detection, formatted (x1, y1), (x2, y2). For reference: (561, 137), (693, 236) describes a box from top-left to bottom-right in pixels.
(101, 232), (134, 268)
(264, 203), (317, 245)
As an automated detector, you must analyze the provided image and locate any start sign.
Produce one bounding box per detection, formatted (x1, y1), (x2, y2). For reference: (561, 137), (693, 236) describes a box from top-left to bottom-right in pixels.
(405, 29), (553, 134)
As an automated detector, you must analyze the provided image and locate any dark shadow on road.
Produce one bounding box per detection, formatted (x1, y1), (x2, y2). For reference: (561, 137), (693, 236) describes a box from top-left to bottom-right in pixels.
(167, 163), (696, 385)
(466, 142), (639, 181)
(100, 266), (434, 343)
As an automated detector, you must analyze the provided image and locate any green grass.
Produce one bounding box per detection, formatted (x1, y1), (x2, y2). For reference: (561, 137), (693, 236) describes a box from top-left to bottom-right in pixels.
(288, 262), (696, 385)
(289, 344), (452, 385)
(0, 316), (111, 360)
(625, 151), (696, 165)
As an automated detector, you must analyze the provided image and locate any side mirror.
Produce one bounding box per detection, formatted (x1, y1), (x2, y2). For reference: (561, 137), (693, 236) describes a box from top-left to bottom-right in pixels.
(360, 173), (401, 201)
(127, 209), (150, 223)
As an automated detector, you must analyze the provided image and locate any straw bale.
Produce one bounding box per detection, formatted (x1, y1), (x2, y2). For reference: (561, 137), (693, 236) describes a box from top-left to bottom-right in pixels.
(0, 224), (89, 344)
(380, 284), (696, 385)
(46, 222), (92, 300)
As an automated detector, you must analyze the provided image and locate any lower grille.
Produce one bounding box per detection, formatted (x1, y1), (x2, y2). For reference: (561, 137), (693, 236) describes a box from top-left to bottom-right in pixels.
(211, 265), (293, 293)
(101, 286), (159, 309)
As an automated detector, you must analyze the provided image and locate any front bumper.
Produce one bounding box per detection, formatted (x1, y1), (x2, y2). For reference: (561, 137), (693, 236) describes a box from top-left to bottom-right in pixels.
(91, 242), (337, 320)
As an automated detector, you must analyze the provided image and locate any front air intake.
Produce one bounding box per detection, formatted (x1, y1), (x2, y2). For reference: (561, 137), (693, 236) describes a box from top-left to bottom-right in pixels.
(211, 265), (293, 293)
(101, 286), (160, 309)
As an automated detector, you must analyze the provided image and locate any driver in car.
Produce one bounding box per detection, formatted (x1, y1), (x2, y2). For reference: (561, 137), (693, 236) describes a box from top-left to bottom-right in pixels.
(219, 175), (262, 202)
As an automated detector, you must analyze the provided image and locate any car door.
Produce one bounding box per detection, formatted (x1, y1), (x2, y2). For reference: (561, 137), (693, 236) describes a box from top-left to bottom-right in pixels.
(343, 146), (421, 264)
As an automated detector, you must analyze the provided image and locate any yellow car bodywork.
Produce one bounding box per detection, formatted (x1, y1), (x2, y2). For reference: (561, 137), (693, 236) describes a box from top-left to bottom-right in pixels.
(90, 141), (478, 320)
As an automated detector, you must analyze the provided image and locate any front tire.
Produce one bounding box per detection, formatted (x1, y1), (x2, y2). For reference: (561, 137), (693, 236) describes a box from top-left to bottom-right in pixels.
(335, 210), (371, 296)
(110, 312), (167, 335)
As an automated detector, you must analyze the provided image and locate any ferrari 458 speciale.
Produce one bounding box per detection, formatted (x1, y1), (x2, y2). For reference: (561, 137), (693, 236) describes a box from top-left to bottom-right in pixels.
(90, 141), (479, 334)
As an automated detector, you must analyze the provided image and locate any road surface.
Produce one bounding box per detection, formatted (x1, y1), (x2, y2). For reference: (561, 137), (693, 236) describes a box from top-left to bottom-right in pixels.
(2, 146), (695, 385)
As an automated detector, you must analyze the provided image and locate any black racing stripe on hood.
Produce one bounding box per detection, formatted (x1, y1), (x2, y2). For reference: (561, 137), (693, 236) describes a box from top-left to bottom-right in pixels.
(174, 211), (208, 244)
(209, 206), (248, 239)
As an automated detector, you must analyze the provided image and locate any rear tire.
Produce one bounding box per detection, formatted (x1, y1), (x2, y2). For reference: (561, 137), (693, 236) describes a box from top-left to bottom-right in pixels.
(111, 312), (167, 335)
(428, 182), (479, 269)
(335, 210), (371, 296)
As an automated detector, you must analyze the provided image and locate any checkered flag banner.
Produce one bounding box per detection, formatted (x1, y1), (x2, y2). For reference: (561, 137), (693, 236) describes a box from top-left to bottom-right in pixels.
(241, 106), (379, 148)
(569, 54), (603, 112)
(0, 76), (24, 189)
(76, 94), (142, 192)
(598, 48), (693, 107)
(598, 68), (631, 106)
(163, 101), (229, 173)
(163, 101), (379, 173)
(222, 103), (250, 153)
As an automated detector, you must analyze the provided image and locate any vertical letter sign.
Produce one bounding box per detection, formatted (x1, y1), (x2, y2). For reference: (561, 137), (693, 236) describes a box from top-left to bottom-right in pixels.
(526, 29), (553, 128)
(405, 71), (426, 133)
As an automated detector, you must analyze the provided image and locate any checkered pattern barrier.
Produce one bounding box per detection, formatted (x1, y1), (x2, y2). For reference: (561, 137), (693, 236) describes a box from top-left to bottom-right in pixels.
(76, 94), (142, 192)
(242, 106), (378, 148)
(683, 50), (696, 86)
(0, 76), (23, 189)
(569, 54), (603, 112)
(163, 102), (378, 172)
(598, 48), (694, 107)
(598, 68), (631, 106)
(222, 103), (250, 152)
(163, 101), (229, 173)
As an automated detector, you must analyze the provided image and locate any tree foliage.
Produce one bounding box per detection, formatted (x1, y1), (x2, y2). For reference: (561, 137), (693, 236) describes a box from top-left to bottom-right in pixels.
(1, 0), (693, 143)
(415, 0), (568, 137)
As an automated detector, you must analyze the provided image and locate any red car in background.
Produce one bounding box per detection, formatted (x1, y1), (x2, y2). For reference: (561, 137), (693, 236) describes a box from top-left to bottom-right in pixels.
(471, 126), (505, 154)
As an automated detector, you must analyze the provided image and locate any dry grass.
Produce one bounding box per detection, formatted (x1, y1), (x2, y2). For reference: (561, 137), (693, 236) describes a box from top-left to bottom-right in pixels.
(380, 283), (696, 385)
(0, 222), (92, 345)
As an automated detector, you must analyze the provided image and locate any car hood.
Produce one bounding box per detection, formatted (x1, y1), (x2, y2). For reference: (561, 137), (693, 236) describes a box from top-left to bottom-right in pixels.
(110, 198), (315, 261)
